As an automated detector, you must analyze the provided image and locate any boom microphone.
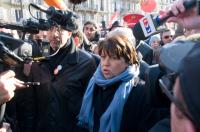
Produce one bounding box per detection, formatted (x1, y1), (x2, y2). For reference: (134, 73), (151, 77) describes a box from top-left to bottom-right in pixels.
(132, 0), (197, 41)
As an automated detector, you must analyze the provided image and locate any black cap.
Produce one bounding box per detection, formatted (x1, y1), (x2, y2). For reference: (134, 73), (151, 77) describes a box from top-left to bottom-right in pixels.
(178, 43), (200, 128)
(109, 21), (122, 31)
(159, 40), (195, 73)
(159, 40), (200, 129)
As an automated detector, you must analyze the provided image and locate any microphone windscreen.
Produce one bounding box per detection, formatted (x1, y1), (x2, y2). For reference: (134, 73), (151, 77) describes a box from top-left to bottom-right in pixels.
(69, 0), (87, 4)
(132, 23), (147, 41)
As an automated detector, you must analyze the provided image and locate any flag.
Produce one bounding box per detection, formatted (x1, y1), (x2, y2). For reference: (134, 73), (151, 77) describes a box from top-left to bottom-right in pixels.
(140, 0), (157, 13)
(108, 12), (119, 28)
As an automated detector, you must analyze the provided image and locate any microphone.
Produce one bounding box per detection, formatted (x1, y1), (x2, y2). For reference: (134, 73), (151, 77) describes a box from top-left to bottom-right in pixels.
(132, 0), (197, 41)
(29, 3), (79, 31)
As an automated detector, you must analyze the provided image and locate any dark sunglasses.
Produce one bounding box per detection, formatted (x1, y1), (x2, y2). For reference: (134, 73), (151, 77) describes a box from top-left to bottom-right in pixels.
(159, 73), (200, 131)
(164, 35), (173, 39)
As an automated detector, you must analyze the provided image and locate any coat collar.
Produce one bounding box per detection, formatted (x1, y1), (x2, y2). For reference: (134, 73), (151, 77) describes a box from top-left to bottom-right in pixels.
(58, 38), (79, 65)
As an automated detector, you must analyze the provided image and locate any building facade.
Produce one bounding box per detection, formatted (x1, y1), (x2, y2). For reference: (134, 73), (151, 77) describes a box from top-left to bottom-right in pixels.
(0, 0), (173, 28)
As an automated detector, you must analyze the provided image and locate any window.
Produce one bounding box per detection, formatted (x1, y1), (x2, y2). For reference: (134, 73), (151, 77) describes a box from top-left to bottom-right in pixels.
(0, 7), (6, 20)
(36, 11), (42, 19)
(15, 9), (23, 22)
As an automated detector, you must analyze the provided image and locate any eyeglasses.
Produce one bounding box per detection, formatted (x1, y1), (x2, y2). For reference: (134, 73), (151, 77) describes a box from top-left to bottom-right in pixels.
(163, 35), (173, 39)
(159, 73), (200, 131)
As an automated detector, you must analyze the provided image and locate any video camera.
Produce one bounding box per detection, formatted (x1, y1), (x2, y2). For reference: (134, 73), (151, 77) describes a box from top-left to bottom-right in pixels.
(0, 34), (32, 67)
(143, 40), (196, 108)
(158, 40), (196, 91)
(0, 41), (24, 66)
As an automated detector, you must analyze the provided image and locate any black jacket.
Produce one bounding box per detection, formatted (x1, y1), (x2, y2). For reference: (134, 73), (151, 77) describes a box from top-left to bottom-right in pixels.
(92, 81), (169, 132)
(149, 118), (170, 132)
(29, 38), (97, 132)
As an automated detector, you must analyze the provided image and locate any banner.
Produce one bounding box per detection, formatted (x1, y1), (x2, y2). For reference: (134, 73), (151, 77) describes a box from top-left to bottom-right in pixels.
(140, 0), (157, 13)
(108, 12), (120, 28)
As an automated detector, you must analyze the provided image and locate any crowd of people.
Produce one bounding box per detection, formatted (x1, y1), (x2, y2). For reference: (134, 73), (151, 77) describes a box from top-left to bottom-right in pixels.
(0, 0), (200, 132)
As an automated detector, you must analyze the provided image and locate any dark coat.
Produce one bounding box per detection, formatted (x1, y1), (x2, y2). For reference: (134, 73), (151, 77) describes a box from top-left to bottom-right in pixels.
(149, 118), (170, 132)
(29, 38), (97, 132)
(92, 81), (169, 132)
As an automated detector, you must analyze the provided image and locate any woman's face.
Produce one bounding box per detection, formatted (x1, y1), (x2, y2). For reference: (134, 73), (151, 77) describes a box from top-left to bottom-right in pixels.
(100, 52), (128, 79)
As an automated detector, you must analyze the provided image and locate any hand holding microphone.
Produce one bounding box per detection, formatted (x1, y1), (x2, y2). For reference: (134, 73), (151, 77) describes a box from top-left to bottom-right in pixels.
(166, 0), (200, 29)
(132, 0), (197, 41)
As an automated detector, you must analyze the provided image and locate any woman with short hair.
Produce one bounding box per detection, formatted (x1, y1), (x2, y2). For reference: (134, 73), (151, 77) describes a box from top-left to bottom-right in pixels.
(78, 29), (166, 132)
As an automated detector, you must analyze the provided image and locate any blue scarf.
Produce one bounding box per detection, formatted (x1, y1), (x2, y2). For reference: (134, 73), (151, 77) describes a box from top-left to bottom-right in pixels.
(77, 64), (139, 132)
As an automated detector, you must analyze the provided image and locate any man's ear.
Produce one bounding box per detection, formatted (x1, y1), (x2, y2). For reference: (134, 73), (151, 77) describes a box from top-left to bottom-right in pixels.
(174, 105), (196, 132)
(184, 119), (196, 132)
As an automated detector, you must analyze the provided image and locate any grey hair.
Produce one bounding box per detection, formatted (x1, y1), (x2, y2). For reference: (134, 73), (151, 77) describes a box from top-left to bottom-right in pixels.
(106, 27), (136, 47)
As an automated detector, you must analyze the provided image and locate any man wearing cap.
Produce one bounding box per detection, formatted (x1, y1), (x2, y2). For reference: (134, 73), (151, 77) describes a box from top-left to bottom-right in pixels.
(28, 12), (97, 132)
(158, 42), (200, 132)
(170, 44), (200, 132)
(109, 20), (123, 31)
